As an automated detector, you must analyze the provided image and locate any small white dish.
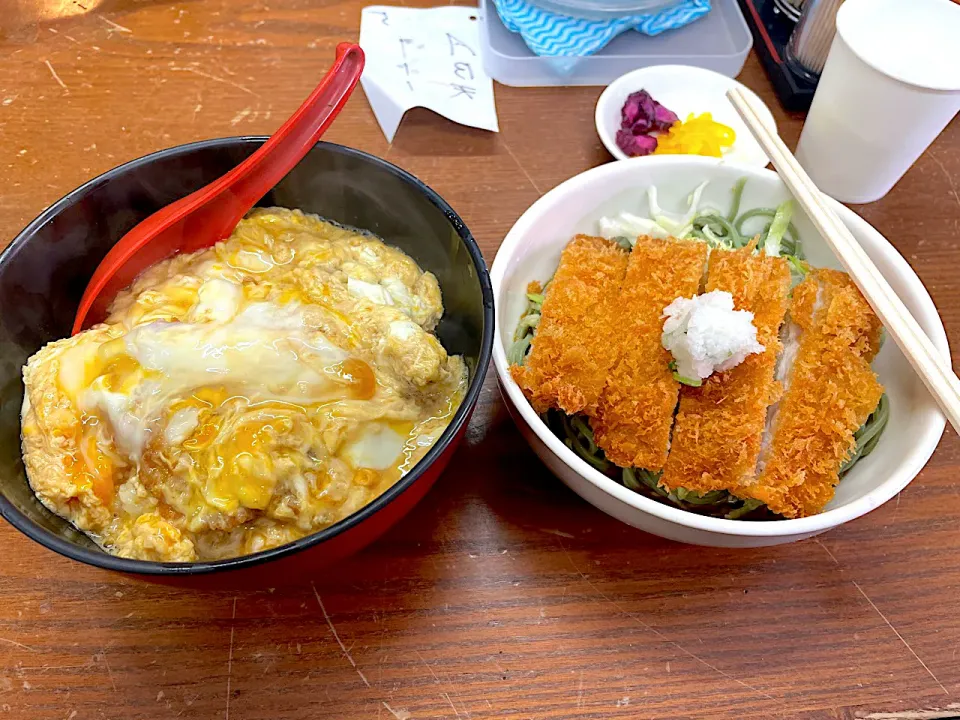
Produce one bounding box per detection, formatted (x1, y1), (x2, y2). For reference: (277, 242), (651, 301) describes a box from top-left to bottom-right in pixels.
(595, 65), (777, 167)
(491, 156), (949, 547)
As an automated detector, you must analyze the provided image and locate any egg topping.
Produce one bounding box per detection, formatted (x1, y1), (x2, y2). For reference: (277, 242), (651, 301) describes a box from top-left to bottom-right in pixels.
(21, 208), (466, 562)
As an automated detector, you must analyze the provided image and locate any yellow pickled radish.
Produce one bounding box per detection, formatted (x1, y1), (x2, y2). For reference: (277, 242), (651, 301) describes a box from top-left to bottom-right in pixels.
(653, 113), (736, 157)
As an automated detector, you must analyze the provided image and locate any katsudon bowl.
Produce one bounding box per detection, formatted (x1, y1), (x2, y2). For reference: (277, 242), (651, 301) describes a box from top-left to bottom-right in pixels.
(492, 156), (948, 548)
(0, 138), (494, 577)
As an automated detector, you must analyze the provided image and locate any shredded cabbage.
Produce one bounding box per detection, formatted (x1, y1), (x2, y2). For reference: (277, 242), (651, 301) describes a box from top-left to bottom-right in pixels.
(597, 180), (798, 258)
(597, 212), (669, 241)
(645, 181), (709, 238)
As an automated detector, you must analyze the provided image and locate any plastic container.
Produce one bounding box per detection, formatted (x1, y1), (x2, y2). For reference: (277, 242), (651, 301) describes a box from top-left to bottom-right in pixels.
(479, 0), (752, 87)
(784, 0), (844, 79)
(795, 0), (960, 203)
(526, 0), (675, 21)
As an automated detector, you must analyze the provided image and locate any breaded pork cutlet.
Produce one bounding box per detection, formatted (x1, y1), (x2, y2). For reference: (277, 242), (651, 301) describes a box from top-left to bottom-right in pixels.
(592, 237), (707, 470)
(660, 244), (791, 494)
(746, 269), (883, 517)
(511, 235), (628, 416)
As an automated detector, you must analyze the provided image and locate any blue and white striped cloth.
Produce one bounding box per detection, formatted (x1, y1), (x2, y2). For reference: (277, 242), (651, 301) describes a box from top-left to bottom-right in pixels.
(492, 0), (711, 57)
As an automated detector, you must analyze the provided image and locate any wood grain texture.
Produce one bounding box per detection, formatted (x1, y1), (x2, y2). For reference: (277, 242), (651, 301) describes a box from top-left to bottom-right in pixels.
(1, 2), (959, 719)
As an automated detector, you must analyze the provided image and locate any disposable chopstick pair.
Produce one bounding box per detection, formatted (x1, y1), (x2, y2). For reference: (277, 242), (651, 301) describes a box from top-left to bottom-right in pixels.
(727, 86), (960, 433)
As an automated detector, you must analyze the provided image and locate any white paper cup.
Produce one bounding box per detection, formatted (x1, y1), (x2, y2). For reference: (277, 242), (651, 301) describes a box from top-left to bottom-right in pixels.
(795, 0), (960, 204)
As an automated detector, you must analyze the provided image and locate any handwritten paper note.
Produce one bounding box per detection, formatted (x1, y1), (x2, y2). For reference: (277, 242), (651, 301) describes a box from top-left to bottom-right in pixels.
(359, 6), (499, 142)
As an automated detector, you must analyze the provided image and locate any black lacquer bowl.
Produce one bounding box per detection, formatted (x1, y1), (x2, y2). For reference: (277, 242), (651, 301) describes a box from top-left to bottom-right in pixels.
(0, 138), (494, 577)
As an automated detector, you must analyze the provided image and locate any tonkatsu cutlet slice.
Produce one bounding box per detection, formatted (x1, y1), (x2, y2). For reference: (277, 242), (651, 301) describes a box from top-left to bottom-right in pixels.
(510, 235), (628, 416)
(660, 245), (791, 494)
(592, 237), (708, 470)
(746, 270), (883, 518)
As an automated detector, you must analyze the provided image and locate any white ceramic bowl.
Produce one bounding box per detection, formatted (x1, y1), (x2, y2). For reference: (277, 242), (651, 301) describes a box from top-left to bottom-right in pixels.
(596, 65), (777, 167)
(491, 156), (949, 547)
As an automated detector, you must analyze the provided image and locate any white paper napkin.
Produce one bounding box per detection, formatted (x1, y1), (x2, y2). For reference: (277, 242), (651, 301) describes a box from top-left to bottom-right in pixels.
(359, 5), (499, 142)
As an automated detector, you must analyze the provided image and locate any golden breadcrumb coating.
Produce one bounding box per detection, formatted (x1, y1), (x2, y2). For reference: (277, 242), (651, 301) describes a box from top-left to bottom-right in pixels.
(592, 237), (707, 470)
(747, 269), (883, 517)
(660, 246), (790, 493)
(510, 235), (628, 416)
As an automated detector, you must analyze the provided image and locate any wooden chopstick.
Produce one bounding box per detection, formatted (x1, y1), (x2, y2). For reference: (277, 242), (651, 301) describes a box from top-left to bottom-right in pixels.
(727, 86), (960, 433)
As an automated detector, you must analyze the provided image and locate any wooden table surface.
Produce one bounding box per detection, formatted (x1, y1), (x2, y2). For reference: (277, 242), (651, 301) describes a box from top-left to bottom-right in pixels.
(2, 2), (960, 719)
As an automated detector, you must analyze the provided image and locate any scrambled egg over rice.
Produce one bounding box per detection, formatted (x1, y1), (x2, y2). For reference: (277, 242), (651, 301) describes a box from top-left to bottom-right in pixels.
(20, 208), (466, 562)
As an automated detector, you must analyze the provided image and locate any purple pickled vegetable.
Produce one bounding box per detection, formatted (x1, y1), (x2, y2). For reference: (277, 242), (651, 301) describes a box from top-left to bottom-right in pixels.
(620, 90), (657, 134)
(616, 128), (658, 157)
(615, 89), (679, 156)
(651, 101), (679, 131)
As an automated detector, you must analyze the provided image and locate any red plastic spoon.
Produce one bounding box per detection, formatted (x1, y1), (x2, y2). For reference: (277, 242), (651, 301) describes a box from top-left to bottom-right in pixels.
(72, 42), (365, 335)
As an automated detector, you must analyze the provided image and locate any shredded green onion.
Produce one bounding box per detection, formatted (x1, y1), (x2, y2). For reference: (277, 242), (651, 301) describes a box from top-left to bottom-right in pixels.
(672, 372), (702, 387)
(785, 254), (808, 276)
(733, 206), (800, 255)
(763, 200), (794, 256)
(727, 177), (747, 222)
(785, 254), (809, 287)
